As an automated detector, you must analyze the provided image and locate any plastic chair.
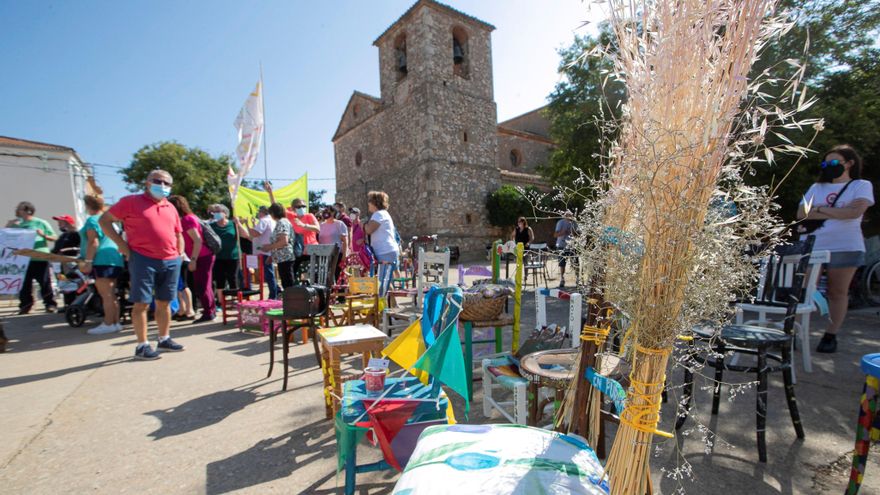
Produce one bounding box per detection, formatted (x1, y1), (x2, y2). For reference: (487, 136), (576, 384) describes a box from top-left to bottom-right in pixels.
(481, 288), (582, 425)
(846, 353), (880, 494)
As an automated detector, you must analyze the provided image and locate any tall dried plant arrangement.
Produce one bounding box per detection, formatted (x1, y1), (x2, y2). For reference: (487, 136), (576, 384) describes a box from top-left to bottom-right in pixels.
(559, 0), (821, 493)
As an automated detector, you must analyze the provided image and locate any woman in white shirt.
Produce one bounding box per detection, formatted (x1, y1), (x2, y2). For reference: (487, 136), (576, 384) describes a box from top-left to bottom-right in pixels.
(364, 191), (400, 295)
(797, 144), (875, 353)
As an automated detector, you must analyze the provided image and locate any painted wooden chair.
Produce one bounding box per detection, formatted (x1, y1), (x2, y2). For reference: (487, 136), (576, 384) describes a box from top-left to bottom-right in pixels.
(381, 247), (450, 336)
(481, 288), (582, 425)
(675, 236), (815, 462)
(328, 276), (380, 327)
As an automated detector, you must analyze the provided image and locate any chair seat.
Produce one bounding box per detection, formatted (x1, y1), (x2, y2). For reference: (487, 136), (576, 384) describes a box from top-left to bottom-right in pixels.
(693, 322), (791, 348)
(465, 314), (515, 328)
(386, 308), (420, 320)
(738, 301), (815, 314)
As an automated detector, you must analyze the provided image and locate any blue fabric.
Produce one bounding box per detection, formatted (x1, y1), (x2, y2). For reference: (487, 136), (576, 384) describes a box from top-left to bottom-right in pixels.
(128, 251), (182, 303)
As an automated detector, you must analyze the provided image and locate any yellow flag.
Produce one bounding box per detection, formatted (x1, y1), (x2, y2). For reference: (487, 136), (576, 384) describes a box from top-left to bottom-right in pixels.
(382, 318), (429, 384)
(232, 174), (308, 218)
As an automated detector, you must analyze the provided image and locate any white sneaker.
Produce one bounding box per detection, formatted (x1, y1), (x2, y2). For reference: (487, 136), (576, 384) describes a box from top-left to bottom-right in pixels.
(87, 323), (120, 335)
(113, 323), (123, 332)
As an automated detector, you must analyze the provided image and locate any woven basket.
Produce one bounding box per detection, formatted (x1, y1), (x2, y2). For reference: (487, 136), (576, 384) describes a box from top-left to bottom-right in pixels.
(461, 293), (507, 322)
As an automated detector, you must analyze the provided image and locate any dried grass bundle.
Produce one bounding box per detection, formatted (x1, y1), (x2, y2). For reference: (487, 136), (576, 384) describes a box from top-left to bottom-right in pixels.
(594, 1), (786, 493)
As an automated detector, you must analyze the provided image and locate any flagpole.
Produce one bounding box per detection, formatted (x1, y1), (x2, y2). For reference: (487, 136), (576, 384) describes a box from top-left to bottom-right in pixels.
(260, 62), (269, 183)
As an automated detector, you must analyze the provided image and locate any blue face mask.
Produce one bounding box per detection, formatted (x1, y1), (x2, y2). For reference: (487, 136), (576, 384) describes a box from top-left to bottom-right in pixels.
(212, 212), (224, 221)
(148, 184), (171, 199)
(295, 207), (307, 216)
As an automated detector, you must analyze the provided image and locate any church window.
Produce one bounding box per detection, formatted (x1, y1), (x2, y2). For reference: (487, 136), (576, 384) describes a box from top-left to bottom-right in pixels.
(352, 103), (360, 118)
(394, 33), (408, 81)
(355, 151), (363, 167)
(462, 130), (468, 143)
(509, 149), (522, 167)
(466, 213), (472, 224)
(452, 27), (469, 79)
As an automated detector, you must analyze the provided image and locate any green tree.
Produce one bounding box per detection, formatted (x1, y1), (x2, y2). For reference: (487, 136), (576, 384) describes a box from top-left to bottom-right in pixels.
(486, 185), (538, 231)
(309, 189), (329, 211)
(743, 0), (880, 229)
(120, 141), (235, 216)
(541, 25), (624, 187)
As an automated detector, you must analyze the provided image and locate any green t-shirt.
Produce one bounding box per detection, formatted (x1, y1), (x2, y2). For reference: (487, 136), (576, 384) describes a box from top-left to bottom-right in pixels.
(79, 215), (124, 267)
(211, 221), (240, 260)
(14, 217), (55, 253)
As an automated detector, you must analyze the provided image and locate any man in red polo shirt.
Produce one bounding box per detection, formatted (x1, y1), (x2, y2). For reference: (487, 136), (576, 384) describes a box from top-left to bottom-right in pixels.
(101, 169), (185, 360)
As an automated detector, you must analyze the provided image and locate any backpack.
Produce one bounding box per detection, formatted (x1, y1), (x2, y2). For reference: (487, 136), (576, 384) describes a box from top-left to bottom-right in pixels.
(198, 220), (222, 255)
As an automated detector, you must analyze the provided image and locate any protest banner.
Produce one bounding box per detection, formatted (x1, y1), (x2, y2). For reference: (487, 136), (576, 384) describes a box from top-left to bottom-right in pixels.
(0, 229), (37, 295)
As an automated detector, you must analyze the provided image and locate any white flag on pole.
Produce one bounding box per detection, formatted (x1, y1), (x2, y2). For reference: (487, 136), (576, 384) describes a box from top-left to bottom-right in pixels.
(230, 80), (264, 202)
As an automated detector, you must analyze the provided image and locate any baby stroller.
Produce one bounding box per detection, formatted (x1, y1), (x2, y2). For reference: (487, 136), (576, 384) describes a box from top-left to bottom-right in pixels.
(64, 265), (135, 328)
(63, 268), (103, 327)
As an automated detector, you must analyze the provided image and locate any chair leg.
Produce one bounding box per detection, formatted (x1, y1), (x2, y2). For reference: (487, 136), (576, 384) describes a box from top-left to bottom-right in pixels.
(676, 362), (694, 430)
(267, 324), (276, 378)
(482, 360), (493, 418)
(756, 348), (769, 462)
(282, 321), (290, 391)
(781, 345), (805, 439)
(712, 344), (725, 415)
(800, 313), (813, 373)
(527, 382), (538, 426)
(311, 323), (322, 367)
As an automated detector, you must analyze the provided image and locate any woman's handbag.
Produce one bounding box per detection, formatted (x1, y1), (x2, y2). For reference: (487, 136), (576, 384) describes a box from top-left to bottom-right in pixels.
(796, 180), (853, 235)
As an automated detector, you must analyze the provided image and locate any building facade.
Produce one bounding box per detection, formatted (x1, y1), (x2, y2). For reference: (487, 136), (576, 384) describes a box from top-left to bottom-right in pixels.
(0, 136), (94, 228)
(333, 0), (552, 253)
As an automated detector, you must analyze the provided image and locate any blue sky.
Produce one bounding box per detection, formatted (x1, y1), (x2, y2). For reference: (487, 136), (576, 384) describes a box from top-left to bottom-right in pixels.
(0, 0), (603, 203)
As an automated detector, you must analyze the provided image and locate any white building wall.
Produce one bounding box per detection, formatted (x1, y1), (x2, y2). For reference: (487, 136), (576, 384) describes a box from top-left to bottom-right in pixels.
(0, 147), (90, 229)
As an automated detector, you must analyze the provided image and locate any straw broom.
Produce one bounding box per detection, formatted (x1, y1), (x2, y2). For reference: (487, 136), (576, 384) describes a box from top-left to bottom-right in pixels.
(596, 1), (776, 493)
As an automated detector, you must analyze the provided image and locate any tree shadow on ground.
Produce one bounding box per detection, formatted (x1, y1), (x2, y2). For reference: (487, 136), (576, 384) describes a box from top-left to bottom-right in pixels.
(205, 418), (355, 495)
(145, 383), (282, 440)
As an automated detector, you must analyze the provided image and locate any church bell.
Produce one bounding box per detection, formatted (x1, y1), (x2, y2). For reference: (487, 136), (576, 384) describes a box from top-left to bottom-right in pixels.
(453, 39), (464, 64)
(397, 50), (408, 73)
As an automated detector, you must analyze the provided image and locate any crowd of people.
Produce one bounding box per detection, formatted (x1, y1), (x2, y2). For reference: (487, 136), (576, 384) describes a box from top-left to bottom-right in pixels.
(6, 169), (402, 361)
(4, 143), (873, 359)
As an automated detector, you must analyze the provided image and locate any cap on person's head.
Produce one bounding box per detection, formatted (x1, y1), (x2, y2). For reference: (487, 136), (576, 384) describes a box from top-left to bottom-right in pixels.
(349, 207), (360, 215)
(257, 206), (269, 215)
(52, 215), (75, 225)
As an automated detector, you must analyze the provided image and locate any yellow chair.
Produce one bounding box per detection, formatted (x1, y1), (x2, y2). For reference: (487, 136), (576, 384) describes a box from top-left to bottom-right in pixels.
(330, 277), (380, 327)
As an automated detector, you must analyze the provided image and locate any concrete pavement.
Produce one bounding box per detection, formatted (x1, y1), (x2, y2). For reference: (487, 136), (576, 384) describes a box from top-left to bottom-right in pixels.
(1, 281), (879, 494)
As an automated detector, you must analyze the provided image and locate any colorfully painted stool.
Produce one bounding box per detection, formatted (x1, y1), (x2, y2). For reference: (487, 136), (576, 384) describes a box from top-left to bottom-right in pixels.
(319, 324), (387, 419)
(846, 353), (880, 494)
(237, 299), (282, 335)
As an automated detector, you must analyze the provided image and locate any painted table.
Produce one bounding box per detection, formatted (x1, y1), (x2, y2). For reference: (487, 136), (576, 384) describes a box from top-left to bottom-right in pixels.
(319, 324), (388, 418)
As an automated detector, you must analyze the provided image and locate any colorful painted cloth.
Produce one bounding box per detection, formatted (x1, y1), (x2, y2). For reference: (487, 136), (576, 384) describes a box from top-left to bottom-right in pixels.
(393, 424), (609, 495)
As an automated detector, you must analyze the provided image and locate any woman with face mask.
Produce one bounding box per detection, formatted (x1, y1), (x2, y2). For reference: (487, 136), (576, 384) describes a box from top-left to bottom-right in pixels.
(208, 204), (248, 305)
(797, 144), (875, 353)
(168, 195), (216, 324)
(319, 207), (348, 284)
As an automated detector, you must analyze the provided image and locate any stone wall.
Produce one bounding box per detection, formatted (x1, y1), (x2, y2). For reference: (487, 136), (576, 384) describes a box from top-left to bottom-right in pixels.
(496, 131), (553, 174)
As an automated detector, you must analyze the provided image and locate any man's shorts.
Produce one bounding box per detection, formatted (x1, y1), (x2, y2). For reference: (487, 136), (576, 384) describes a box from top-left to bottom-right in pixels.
(213, 258), (239, 291)
(558, 249), (576, 268)
(128, 250), (182, 303)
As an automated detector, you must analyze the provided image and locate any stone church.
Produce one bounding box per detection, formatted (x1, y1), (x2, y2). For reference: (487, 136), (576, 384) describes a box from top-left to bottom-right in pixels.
(333, 0), (554, 254)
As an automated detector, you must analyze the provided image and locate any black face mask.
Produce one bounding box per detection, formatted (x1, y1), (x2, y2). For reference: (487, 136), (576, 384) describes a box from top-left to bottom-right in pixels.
(820, 163), (846, 181)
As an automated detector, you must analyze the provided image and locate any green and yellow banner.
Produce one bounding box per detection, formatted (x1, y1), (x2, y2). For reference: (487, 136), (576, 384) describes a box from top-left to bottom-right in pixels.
(233, 174), (308, 218)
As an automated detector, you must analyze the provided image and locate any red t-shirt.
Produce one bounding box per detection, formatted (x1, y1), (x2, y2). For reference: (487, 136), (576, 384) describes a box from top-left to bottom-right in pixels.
(108, 193), (182, 260)
(285, 210), (319, 245)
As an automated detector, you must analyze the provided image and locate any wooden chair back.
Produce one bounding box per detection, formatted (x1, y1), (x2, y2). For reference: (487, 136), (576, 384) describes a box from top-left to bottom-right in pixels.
(305, 244), (339, 287)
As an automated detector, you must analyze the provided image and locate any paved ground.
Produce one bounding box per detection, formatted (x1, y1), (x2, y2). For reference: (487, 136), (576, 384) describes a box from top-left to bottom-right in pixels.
(1, 268), (879, 494)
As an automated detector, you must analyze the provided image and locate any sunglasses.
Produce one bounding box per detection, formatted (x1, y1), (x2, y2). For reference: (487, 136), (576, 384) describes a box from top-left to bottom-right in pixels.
(150, 178), (173, 187)
(820, 159), (844, 168)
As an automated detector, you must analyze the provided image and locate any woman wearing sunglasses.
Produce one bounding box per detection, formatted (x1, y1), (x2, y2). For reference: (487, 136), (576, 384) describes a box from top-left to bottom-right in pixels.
(797, 144), (875, 353)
